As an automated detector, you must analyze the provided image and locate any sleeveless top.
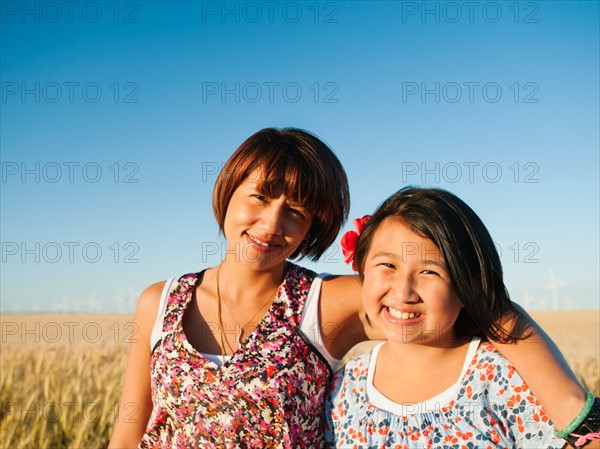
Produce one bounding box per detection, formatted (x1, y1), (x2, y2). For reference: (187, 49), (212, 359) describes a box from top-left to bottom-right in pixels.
(325, 338), (565, 448)
(149, 273), (339, 370)
(138, 263), (333, 449)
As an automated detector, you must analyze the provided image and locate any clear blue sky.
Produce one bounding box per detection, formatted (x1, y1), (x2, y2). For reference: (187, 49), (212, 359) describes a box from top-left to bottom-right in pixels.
(1, 0), (598, 313)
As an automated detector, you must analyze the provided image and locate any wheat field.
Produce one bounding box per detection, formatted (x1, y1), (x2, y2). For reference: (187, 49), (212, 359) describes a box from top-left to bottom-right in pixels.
(1, 312), (598, 449)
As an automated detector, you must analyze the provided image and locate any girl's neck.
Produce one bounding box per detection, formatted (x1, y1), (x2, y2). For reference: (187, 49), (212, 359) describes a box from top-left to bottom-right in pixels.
(373, 335), (472, 405)
(383, 332), (470, 364)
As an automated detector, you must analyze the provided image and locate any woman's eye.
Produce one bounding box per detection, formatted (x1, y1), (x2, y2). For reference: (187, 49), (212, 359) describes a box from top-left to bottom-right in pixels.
(253, 194), (268, 203)
(288, 208), (304, 218)
(421, 270), (439, 276)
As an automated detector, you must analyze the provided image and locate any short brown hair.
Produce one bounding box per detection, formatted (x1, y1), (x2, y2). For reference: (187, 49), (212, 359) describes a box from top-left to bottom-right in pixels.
(212, 127), (349, 261)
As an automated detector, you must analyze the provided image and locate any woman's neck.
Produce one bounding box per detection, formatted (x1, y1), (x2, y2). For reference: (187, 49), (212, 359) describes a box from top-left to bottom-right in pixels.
(217, 258), (288, 305)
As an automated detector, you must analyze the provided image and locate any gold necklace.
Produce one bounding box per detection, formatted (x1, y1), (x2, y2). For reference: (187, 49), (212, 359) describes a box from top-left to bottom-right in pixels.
(215, 263), (283, 351)
(215, 264), (227, 359)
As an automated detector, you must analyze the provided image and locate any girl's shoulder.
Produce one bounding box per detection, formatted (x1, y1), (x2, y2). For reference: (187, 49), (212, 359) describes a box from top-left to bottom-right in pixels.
(468, 341), (516, 378)
(460, 339), (530, 397)
(338, 347), (373, 371)
(332, 344), (379, 386)
(327, 349), (373, 409)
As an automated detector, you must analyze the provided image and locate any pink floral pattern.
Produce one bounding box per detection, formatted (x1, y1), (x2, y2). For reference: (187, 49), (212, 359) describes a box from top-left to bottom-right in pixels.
(138, 263), (331, 448)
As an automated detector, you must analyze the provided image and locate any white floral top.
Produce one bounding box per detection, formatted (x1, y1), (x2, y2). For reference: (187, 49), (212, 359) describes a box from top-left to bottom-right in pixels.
(325, 338), (565, 449)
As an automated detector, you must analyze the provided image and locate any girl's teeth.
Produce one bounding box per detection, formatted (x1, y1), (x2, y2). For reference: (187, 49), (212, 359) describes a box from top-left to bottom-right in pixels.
(388, 308), (420, 320)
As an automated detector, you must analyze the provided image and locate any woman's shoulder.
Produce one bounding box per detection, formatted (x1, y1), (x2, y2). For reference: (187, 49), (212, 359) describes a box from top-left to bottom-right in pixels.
(286, 261), (319, 282)
(122, 279), (170, 353)
(134, 273), (196, 323)
(134, 280), (169, 324)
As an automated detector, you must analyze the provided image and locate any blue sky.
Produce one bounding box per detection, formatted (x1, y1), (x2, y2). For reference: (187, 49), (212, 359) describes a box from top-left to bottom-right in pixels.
(1, 0), (598, 313)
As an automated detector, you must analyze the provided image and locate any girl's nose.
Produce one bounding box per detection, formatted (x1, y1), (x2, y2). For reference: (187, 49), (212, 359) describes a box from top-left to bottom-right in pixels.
(390, 275), (419, 303)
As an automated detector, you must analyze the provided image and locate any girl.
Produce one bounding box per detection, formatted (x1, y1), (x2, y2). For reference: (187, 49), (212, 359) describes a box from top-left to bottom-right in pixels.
(325, 187), (599, 448)
(109, 129), (589, 448)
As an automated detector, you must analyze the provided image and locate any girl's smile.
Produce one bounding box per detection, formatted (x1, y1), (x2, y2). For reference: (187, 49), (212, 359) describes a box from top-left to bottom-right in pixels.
(362, 217), (462, 347)
(383, 306), (424, 324)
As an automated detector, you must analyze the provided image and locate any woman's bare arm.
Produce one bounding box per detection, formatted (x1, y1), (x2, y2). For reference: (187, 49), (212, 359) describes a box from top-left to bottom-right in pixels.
(490, 303), (587, 431)
(108, 281), (164, 449)
(319, 274), (374, 359)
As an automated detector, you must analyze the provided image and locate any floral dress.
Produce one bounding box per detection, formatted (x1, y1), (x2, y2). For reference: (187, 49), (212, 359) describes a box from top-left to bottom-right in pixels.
(325, 338), (566, 449)
(138, 263), (332, 449)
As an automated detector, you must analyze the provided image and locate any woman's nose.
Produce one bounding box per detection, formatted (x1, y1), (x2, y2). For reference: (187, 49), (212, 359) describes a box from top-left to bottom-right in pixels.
(260, 205), (284, 235)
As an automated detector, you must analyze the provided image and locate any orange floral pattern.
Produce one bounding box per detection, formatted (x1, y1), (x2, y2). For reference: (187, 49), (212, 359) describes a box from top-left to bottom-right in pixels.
(325, 341), (565, 448)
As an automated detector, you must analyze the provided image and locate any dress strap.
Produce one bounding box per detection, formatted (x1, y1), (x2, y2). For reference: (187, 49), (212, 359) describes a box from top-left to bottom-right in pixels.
(299, 273), (340, 370)
(150, 277), (177, 351)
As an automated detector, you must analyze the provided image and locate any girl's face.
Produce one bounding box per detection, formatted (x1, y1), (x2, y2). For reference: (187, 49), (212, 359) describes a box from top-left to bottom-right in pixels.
(223, 169), (313, 271)
(362, 218), (463, 347)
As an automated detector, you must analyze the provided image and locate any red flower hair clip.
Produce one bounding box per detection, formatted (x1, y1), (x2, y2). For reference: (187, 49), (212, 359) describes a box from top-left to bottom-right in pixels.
(340, 215), (371, 271)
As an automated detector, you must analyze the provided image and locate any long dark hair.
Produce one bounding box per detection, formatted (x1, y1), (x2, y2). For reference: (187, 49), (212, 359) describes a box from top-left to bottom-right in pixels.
(354, 186), (526, 343)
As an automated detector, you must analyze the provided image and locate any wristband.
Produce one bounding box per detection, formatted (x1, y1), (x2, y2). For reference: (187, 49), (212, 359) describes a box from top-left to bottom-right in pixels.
(560, 395), (600, 448)
(555, 393), (595, 439)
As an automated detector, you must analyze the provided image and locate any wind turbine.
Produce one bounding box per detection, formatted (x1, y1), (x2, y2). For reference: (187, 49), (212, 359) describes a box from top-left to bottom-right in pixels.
(52, 295), (71, 314)
(545, 269), (567, 310)
(128, 286), (141, 313)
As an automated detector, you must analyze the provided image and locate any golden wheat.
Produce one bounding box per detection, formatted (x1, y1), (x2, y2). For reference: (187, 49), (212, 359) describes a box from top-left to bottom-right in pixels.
(1, 312), (598, 449)
(1, 342), (127, 449)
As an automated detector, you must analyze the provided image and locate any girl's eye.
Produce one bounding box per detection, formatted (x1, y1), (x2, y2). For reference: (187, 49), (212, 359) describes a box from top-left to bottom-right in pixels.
(421, 269), (440, 276)
(378, 262), (395, 269)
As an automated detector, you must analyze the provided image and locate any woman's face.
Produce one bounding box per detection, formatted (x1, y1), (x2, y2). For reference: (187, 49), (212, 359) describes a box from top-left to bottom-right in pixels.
(222, 169), (313, 271)
(362, 218), (463, 347)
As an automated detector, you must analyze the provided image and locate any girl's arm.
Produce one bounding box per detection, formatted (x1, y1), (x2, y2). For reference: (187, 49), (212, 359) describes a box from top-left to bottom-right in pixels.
(107, 281), (164, 449)
(490, 302), (587, 431)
